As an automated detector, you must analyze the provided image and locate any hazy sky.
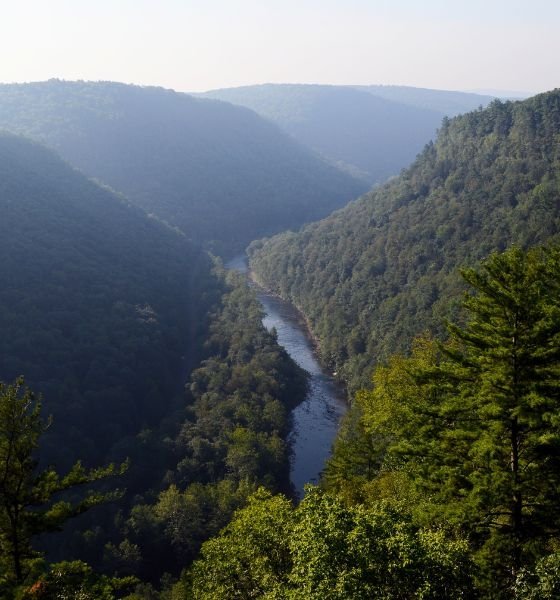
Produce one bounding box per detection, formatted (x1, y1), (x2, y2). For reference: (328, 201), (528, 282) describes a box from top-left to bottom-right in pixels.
(1, 0), (558, 94)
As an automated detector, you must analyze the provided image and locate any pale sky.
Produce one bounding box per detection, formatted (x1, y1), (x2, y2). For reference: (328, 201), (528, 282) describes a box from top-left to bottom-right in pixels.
(1, 0), (558, 94)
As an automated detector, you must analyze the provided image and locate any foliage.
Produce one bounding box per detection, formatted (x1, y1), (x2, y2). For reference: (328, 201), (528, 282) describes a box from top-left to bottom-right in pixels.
(515, 552), (560, 599)
(249, 89), (560, 394)
(173, 268), (308, 491)
(101, 268), (308, 581)
(0, 132), (215, 472)
(0, 80), (365, 256)
(0, 256), (307, 585)
(0, 132), (225, 576)
(18, 561), (136, 600)
(187, 487), (473, 599)
(0, 378), (125, 596)
(328, 245), (560, 597)
(186, 489), (294, 599)
(438, 246), (560, 588)
(323, 335), (437, 506)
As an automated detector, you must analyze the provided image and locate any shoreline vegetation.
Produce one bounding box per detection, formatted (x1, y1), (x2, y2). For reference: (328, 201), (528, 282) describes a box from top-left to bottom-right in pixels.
(247, 267), (332, 377)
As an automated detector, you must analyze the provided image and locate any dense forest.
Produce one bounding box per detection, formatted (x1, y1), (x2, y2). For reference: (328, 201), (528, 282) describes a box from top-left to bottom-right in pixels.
(0, 133), (308, 596)
(0, 132), (214, 469)
(200, 84), (495, 184)
(2, 81), (560, 599)
(184, 244), (560, 598)
(5, 245), (560, 598)
(52, 268), (309, 587)
(249, 89), (560, 393)
(0, 80), (366, 255)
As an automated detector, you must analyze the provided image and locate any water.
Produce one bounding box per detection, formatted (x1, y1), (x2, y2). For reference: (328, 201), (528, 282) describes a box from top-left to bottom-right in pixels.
(225, 254), (347, 497)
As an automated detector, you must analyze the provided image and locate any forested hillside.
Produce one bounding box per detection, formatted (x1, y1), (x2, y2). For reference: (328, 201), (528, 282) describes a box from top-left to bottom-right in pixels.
(249, 90), (560, 392)
(0, 134), (311, 594)
(200, 84), (495, 183)
(0, 132), (215, 470)
(85, 268), (308, 582)
(0, 80), (366, 255)
(184, 245), (560, 599)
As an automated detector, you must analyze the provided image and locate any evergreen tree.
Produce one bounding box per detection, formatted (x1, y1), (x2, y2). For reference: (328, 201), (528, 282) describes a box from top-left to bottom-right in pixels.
(0, 378), (125, 592)
(442, 245), (560, 583)
(356, 246), (560, 594)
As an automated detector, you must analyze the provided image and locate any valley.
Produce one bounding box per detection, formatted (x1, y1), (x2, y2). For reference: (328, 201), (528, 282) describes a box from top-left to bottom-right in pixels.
(1, 80), (560, 599)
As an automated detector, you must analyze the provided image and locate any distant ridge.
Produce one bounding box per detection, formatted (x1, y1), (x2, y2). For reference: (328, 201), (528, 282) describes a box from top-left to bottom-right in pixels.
(354, 84), (495, 114)
(466, 88), (534, 99)
(0, 80), (366, 256)
(200, 83), (496, 185)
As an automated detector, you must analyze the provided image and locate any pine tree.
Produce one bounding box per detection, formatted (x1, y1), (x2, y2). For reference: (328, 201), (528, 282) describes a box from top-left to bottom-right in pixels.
(0, 377), (126, 591)
(441, 245), (560, 582)
(357, 245), (560, 594)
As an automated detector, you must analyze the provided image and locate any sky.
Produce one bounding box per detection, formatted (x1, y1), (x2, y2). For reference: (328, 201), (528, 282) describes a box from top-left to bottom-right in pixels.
(0, 0), (558, 94)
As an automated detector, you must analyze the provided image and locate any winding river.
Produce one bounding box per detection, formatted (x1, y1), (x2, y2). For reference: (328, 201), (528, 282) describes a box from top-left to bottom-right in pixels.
(226, 255), (347, 498)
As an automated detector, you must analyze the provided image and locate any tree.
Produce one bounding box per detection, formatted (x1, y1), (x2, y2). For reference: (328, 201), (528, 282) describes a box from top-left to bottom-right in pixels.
(287, 488), (471, 600)
(352, 335), (449, 509)
(19, 560), (136, 600)
(358, 245), (560, 593)
(442, 245), (560, 582)
(186, 487), (472, 599)
(514, 552), (560, 599)
(187, 488), (294, 599)
(0, 377), (126, 591)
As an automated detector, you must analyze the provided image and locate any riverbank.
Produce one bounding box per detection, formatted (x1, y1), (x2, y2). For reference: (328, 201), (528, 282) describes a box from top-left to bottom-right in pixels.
(225, 254), (347, 498)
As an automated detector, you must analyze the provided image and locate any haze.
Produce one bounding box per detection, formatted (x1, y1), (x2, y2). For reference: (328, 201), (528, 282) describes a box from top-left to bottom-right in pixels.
(1, 0), (558, 94)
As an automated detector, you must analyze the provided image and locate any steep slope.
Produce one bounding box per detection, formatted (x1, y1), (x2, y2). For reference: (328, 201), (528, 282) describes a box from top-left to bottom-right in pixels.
(0, 80), (366, 256)
(249, 90), (560, 392)
(0, 132), (215, 468)
(200, 84), (495, 184)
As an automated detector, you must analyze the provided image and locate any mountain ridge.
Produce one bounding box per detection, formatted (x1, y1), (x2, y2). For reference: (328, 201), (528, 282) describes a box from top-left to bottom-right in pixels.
(199, 83), (500, 184)
(0, 79), (367, 256)
(248, 89), (560, 392)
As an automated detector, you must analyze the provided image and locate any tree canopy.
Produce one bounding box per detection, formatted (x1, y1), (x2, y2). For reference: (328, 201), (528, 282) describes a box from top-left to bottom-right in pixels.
(249, 89), (560, 393)
(186, 487), (473, 599)
(326, 245), (560, 597)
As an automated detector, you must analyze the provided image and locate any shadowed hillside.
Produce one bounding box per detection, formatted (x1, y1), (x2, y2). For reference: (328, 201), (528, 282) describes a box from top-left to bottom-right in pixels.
(0, 132), (215, 467)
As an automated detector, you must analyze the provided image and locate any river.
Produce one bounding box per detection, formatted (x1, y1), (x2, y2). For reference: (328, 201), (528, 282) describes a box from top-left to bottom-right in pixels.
(226, 254), (347, 498)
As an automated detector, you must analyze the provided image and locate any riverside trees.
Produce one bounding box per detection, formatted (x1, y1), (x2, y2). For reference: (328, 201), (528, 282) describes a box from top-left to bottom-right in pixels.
(183, 244), (560, 599)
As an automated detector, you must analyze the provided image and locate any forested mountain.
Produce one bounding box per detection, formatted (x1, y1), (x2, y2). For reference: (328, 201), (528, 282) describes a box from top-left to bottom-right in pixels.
(249, 89), (560, 393)
(0, 131), (214, 469)
(0, 80), (366, 255)
(92, 268), (308, 582)
(200, 84), (496, 183)
(0, 133), (310, 593)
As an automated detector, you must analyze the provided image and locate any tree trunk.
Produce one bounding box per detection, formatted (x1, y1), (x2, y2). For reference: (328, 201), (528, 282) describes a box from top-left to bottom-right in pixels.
(511, 415), (522, 575)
